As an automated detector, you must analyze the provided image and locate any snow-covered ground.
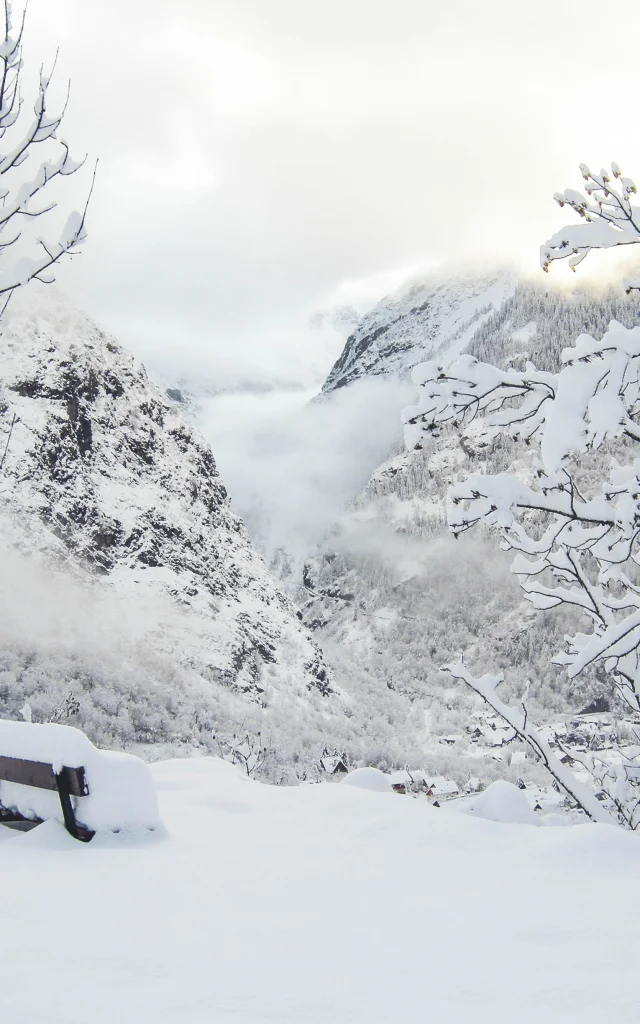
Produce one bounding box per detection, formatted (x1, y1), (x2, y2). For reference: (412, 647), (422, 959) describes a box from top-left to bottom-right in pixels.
(2, 757), (639, 1024)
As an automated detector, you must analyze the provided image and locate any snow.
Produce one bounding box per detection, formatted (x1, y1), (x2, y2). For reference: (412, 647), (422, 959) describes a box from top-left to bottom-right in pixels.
(0, 720), (160, 833)
(456, 779), (541, 826)
(341, 766), (392, 791)
(1, 756), (639, 1024)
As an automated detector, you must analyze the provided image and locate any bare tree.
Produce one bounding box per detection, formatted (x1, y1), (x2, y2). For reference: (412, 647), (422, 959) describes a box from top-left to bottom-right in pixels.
(48, 690), (80, 724)
(214, 730), (267, 777)
(0, 0), (94, 320)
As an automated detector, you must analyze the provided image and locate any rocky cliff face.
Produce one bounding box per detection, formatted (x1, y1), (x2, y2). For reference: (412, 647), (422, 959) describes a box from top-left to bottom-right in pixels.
(0, 289), (331, 751)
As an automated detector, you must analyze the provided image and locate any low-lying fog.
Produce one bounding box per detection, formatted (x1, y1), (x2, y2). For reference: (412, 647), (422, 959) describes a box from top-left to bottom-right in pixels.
(197, 375), (416, 559)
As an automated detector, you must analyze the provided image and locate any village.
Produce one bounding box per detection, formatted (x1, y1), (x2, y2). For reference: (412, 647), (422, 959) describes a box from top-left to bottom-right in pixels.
(318, 700), (640, 820)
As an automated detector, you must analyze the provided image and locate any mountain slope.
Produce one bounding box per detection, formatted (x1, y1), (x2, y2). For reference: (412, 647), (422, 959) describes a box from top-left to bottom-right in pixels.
(292, 272), (640, 786)
(322, 269), (515, 392)
(322, 269), (640, 393)
(0, 288), (333, 763)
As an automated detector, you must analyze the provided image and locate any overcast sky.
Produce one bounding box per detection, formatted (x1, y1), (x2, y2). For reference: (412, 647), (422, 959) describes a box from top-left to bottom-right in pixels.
(23, 0), (640, 386)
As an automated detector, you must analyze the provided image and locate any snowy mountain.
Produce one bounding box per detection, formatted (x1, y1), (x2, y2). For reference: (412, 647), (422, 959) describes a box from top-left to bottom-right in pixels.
(322, 267), (640, 393)
(290, 271), (640, 786)
(321, 268), (515, 393)
(5, 272), (636, 787)
(0, 288), (336, 767)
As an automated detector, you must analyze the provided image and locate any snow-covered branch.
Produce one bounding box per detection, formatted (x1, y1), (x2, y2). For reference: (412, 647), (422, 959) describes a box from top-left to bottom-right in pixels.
(444, 660), (616, 824)
(554, 738), (640, 830)
(403, 318), (640, 724)
(403, 173), (640, 825)
(0, 1), (92, 317)
(405, 320), (640, 466)
(540, 163), (640, 292)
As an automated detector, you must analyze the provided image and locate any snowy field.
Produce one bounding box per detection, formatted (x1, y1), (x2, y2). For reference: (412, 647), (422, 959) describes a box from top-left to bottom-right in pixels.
(1, 758), (639, 1024)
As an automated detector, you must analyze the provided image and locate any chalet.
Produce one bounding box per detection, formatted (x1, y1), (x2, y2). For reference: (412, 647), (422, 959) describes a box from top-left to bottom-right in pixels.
(425, 776), (460, 801)
(389, 769), (426, 794)
(485, 728), (513, 747)
(320, 755), (348, 776)
(388, 771), (460, 801)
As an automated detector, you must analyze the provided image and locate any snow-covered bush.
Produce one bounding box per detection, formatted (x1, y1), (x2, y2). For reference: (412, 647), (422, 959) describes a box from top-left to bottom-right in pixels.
(214, 730), (266, 777)
(403, 164), (640, 828)
(0, 1), (91, 319)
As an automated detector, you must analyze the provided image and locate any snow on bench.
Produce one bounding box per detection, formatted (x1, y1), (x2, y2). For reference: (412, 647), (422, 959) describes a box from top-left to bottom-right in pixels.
(0, 720), (160, 841)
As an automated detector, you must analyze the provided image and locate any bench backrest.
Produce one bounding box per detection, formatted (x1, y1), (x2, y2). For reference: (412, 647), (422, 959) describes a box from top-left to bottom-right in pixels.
(0, 755), (88, 795)
(0, 754), (93, 842)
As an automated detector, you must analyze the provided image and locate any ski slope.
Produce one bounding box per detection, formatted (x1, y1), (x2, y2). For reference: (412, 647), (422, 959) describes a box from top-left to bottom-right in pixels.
(1, 757), (638, 1024)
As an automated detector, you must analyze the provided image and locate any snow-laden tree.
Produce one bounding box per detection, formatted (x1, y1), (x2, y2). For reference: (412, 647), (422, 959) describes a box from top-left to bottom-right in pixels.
(403, 164), (640, 828)
(0, 0), (91, 319)
(541, 163), (640, 293)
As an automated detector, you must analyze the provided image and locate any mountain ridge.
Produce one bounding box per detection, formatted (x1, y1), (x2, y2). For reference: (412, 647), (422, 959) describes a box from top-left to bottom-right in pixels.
(321, 269), (516, 393)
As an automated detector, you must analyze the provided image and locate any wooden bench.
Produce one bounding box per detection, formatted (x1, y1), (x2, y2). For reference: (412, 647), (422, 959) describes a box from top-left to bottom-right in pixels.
(0, 754), (95, 842)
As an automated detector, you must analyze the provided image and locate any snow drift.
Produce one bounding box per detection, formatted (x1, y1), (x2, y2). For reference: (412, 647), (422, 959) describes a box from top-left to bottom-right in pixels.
(1, 756), (638, 1024)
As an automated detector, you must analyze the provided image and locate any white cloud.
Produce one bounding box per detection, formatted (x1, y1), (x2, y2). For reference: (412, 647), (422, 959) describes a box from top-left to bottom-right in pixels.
(17, 0), (640, 391)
